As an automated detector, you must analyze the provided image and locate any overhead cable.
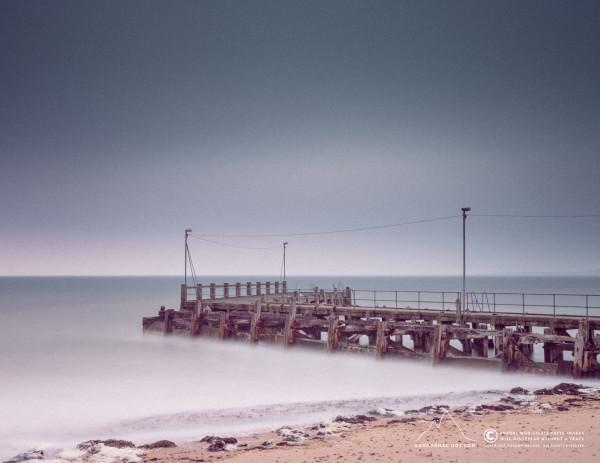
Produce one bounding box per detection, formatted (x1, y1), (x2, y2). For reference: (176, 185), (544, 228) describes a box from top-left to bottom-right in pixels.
(190, 236), (281, 249)
(191, 214), (461, 238)
(471, 214), (600, 218)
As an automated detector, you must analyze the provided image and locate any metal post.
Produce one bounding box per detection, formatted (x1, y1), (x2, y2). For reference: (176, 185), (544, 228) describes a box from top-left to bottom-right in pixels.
(283, 242), (288, 285)
(460, 207), (471, 324)
(185, 229), (192, 288)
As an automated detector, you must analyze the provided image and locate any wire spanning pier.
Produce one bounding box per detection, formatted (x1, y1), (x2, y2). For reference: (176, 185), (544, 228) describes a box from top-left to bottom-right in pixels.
(143, 282), (600, 379)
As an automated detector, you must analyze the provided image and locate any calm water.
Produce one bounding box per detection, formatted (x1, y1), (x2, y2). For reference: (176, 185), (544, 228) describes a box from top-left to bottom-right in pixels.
(0, 275), (598, 458)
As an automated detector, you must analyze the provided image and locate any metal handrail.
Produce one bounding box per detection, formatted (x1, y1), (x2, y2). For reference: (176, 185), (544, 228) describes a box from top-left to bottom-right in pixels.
(346, 289), (600, 317)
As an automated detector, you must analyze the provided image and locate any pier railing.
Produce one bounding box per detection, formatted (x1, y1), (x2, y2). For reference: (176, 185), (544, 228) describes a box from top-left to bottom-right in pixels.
(181, 283), (600, 318)
(182, 281), (287, 305)
(350, 289), (600, 317)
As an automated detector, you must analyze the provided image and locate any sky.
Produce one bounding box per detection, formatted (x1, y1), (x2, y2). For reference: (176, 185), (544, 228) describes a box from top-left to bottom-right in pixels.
(1, 0), (599, 277)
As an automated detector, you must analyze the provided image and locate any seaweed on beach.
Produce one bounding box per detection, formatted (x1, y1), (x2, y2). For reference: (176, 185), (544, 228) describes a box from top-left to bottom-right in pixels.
(333, 414), (377, 424)
(138, 440), (177, 450)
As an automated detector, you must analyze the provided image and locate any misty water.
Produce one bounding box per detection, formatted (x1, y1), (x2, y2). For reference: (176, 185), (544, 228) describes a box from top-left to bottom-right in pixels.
(0, 275), (598, 459)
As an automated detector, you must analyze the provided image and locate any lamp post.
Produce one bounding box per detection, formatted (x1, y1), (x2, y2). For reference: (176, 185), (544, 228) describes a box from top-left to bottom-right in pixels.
(283, 242), (288, 284)
(185, 229), (192, 287)
(460, 208), (471, 325)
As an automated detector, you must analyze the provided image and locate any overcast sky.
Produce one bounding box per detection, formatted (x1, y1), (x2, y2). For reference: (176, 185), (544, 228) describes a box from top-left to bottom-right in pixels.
(1, 0), (598, 277)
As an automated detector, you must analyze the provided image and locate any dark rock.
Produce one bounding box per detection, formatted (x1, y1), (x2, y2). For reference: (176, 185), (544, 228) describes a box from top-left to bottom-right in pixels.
(138, 440), (177, 450)
(77, 442), (101, 454)
(3, 450), (44, 463)
(206, 439), (226, 452)
(557, 406), (570, 411)
(204, 436), (237, 452)
(510, 387), (529, 395)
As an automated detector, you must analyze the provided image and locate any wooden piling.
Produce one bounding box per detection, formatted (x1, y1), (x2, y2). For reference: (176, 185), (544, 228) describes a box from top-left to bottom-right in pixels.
(432, 324), (448, 363)
(164, 309), (174, 335)
(501, 328), (517, 372)
(283, 301), (296, 348)
(250, 301), (262, 343)
(180, 285), (186, 307)
(327, 317), (339, 353)
(190, 310), (197, 338)
(573, 319), (591, 379)
(473, 323), (489, 357)
(376, 320), (388, 359)
(219, 312), (229, 341)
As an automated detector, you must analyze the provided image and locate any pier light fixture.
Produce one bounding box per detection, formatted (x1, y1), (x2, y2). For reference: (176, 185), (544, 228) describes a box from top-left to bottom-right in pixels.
(460, 208), (471, 325)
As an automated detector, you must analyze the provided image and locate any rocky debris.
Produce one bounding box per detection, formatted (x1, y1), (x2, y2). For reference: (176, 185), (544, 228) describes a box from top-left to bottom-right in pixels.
(372, 407), (405, 417)
(405, 405), (450, 415)
(199, 436), (238, 452)
(276, 426), (309, 442)
(260, 441), (275, 448)
(76, 441), (101, 454)
(500, 396), (532, 406)
(386, 417), (420, 425)
(510, 387), (530, 395)
(474, 404), (515, 412)
(534, 383), (584, 396)
(79, 440), (136, 450)
(138, 440), (177, 450)
(333, 414), (377, 425)
(3, 450), (44, 463)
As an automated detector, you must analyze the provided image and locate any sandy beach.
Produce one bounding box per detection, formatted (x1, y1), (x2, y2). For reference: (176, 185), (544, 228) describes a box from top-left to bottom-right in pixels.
(3, 382), (599, 463)
(138, 383), (599, 463)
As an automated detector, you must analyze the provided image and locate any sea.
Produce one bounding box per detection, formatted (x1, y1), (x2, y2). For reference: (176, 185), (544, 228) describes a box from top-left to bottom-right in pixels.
(0, 275), (598, 459)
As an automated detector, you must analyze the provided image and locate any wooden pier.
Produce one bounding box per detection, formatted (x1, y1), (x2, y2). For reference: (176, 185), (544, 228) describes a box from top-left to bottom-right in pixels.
(143, 282), (600, 379)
